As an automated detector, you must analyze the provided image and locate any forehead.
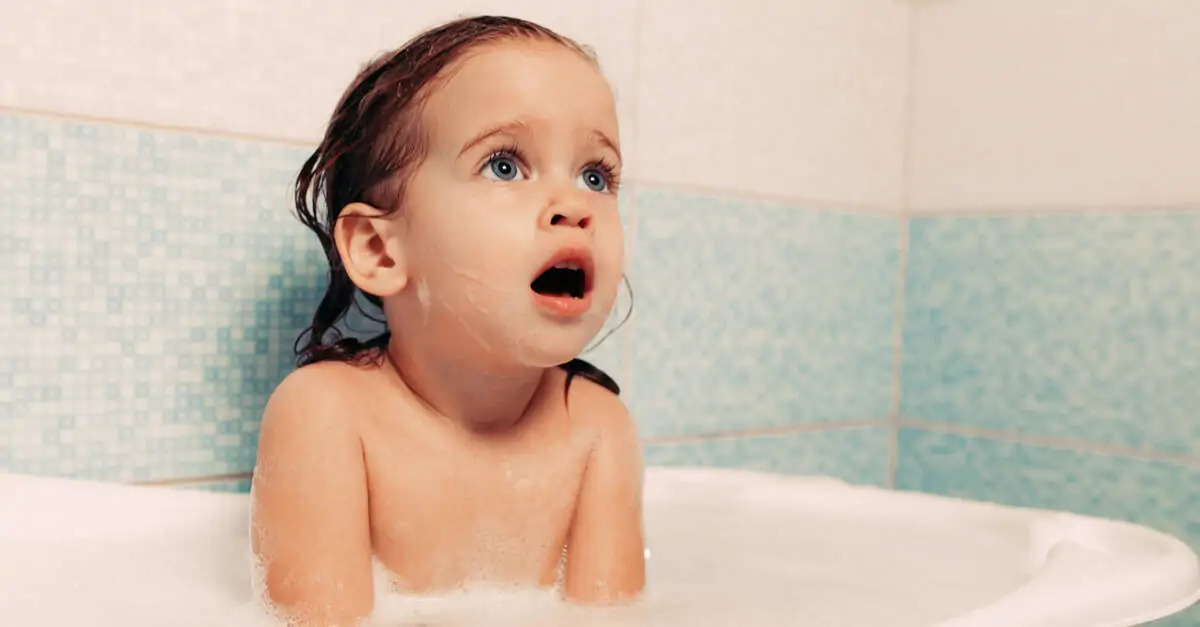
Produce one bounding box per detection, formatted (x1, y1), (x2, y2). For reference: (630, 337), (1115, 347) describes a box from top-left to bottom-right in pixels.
(421, 39), (618, 144)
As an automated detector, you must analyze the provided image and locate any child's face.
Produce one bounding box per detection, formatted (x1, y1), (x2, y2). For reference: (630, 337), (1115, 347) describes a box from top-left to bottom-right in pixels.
(397, 39), (624, 368)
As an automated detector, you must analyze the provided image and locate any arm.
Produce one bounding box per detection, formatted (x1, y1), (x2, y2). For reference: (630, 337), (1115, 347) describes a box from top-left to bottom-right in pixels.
(562, 386), (646, 604)
(249, 365), (374, 626)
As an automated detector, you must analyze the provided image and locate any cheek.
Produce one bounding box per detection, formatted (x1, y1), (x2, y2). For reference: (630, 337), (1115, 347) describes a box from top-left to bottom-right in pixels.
(420, 233), (505, 289)
(596, 220), (626, 285)
(409, 211), (534, 294)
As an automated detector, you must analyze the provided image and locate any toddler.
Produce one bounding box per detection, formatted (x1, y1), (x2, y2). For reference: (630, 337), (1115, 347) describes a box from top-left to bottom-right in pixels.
(249, 15), (645, 627)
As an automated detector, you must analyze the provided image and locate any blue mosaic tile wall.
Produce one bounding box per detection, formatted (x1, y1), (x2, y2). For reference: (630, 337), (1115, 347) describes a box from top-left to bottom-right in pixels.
(902, 214), (1200, 454)
(0, 114), (322, 481)
(1, 112), (895, 487)
(898, 213), (1200, 626)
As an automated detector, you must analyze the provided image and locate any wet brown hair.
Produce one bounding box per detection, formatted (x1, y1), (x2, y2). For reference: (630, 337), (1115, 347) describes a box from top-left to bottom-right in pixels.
(291, 15), (623, 393)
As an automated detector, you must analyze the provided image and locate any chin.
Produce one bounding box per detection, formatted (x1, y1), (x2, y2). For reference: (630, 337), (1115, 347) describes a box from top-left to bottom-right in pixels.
(511, 338), (594, 369)
(507, 322), (604, 369)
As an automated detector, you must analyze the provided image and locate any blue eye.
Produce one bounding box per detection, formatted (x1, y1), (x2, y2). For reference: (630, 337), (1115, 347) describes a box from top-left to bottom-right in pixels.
(578, 167), (609, 193)
(483, 153), (523, 181)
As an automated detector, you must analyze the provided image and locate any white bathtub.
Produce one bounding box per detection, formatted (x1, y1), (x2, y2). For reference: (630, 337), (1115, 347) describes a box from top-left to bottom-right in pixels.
(1, 467), (1197, 626)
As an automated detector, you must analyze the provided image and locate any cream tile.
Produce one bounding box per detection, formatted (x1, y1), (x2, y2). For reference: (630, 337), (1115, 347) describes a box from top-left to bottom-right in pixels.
(0, 0), (638, 150)
(634, 0), (910, 208)
(909, 0), (1200, 210)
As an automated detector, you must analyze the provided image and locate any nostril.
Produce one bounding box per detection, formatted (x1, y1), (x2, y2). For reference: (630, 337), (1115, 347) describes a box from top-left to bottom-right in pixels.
(547, 213), (589, 228)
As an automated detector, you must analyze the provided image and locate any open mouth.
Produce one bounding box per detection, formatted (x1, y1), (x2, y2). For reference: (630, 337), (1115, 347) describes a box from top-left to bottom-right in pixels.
(531, 250), (593, 300)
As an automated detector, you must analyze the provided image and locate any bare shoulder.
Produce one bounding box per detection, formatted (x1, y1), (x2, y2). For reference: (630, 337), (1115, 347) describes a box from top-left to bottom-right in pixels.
(265, 359), (375, 413)
(257, 359), (391, 444)
(251, 360), (375, 624)
(255, 361), (370, 471)
(264, 361), (330, 411)
(563, 371), (639, 443)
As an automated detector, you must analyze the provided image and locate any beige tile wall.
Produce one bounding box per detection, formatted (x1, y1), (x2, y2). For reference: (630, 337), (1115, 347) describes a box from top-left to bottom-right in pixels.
(634, 0), (911, 208)
(0, 0), (913, 211)
(0, 0), (641, 152)
(907, 0), (1200, 211)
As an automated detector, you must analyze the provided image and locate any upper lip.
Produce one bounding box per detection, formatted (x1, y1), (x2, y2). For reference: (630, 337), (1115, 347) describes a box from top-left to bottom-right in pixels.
(532, 246), (595, 293)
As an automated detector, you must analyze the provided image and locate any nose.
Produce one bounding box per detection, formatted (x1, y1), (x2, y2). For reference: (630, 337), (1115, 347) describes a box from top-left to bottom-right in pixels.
(540, 194), (593, 231)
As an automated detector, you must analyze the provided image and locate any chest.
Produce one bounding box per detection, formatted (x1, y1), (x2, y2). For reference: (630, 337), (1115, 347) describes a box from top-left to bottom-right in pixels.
(358, 408), (596, 588)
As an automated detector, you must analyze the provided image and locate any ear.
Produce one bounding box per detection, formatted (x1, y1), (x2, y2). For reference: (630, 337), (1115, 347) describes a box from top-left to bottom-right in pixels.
(333, 202), (408, 297)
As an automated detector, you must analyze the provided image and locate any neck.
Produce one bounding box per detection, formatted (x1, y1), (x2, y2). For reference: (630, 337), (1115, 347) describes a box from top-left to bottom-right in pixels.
(384, 336), (547, 433)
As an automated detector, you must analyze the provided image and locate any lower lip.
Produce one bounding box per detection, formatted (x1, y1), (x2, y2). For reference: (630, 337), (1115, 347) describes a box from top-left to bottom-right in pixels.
(532, 290), (593, 317)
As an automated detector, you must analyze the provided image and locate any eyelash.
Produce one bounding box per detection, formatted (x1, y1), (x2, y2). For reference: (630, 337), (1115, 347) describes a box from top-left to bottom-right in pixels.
(483, 144), (621, 193)
(587, 160), (621, 193)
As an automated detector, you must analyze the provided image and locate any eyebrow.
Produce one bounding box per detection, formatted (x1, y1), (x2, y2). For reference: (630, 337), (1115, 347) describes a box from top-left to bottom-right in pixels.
(458, 120), (532, 158)
(457, 120), (623, 166)
(589, 130), (623, 166)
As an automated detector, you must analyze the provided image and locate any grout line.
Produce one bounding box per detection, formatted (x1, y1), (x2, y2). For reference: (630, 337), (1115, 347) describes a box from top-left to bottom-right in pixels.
(887, 0), (919, 491)
(900, 417), (1200, 469)
(620, 0), (644, 399)
(887, 219), (910, 489)
(905, 202), (1200, 218)
(0, 105), (317, 148)
(899, 2), (920, 213)
(621, 0), (645, 399)
(627, 0), (646, 180)
(134, 471), (253, 487)
(642, 419), (889, 446)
